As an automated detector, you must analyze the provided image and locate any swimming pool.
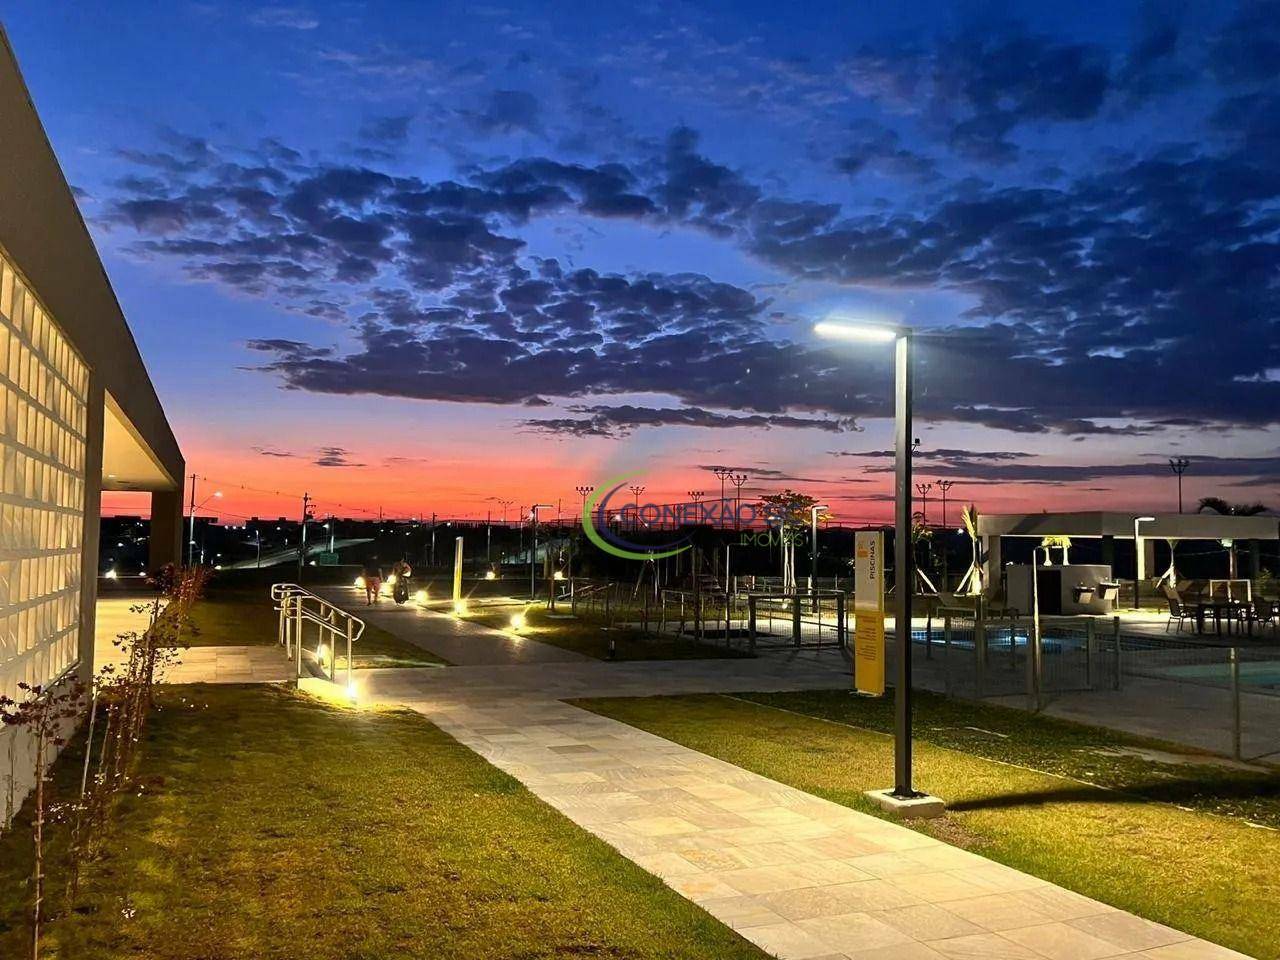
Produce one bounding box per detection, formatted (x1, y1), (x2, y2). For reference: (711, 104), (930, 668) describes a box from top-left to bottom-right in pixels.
(1148, 661), (1280, 690)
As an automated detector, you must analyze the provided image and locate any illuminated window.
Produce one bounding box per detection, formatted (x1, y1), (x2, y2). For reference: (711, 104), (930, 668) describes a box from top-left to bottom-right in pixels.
(0, 248), (87, 702)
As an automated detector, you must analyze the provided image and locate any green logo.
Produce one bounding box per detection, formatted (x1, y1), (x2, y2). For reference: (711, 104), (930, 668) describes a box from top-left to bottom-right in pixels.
(583, 474), (693, 560)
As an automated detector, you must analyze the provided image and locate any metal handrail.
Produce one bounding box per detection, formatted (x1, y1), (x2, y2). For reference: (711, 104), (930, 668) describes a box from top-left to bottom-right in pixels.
(271, 583), (366, 691)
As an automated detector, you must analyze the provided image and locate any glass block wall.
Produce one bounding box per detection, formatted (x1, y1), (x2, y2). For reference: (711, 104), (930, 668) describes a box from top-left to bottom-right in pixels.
(0, 247), (89, 703)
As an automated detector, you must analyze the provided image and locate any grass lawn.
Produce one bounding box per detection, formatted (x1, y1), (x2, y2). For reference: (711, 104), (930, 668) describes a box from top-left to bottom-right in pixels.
(0, 685), (766, 960)
(461, 598), (751, 661)
(180, 585), (448, 667)
(576, 689), (1280, 959)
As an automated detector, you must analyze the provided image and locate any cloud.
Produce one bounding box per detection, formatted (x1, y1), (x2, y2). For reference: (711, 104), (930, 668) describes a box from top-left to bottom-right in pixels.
(465, 89), (543, 136)
(99, 101), (1280, 440)
(313, 446), (365, 467)
(522, 404), (859, 437)
(249, 6), (319, 30)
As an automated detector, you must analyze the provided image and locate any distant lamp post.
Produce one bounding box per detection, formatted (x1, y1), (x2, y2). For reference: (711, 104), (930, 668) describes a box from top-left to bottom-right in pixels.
(713, 467), (732, 525)
(628, 484), (645, 532)
(809, 503), (829, 608)
(1169, 458), (1190, 513)
(1133, 515), (1156, 609)
(816, 317), (931, 805)
(936, 479), (955, 589)
(530, 504), (553, 598)
(687, 490), (704, 526)
(730, 473), (748, 529)
(572, 485), (594, 580)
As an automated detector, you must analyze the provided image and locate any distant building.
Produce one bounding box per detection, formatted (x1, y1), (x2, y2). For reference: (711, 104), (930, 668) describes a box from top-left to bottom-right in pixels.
(1, 27), (184, 823)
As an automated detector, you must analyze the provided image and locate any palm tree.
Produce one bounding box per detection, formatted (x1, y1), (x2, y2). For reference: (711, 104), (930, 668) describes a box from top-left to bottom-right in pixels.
(1196, 497), (1269, 517)
(1196, 498), (1270, 579)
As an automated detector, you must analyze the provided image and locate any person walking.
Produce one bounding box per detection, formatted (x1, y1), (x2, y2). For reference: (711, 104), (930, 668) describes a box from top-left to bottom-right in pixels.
(362, 557), (383, 605)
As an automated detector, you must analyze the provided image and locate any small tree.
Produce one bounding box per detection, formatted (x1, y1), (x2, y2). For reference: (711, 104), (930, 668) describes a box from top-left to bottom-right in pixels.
(758, 490), (820, 591)
(1, 680), (86, 960)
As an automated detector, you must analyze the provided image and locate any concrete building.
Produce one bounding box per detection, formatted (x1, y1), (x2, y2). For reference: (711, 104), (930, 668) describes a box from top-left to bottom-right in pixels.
(0, 26), (183, 821)
(978, 511), (1280, 610)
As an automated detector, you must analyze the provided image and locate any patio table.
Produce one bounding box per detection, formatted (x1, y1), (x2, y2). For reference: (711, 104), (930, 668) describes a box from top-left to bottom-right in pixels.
(1193, 600), (1247, 636)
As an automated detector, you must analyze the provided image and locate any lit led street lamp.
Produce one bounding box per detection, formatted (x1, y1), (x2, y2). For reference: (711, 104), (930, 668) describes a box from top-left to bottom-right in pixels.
(816, 317), (933, 808)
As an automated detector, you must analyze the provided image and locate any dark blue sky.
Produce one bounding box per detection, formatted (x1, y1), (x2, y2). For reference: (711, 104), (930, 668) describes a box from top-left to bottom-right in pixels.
(5, 1), (1279, 519)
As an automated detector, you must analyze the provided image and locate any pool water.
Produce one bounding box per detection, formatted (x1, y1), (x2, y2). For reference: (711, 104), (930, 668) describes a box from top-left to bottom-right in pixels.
(1153, 662), (1280, 690)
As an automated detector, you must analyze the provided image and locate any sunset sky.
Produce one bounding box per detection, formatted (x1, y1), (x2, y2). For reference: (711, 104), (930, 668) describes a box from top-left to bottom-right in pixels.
(6, 1), (1280, 525)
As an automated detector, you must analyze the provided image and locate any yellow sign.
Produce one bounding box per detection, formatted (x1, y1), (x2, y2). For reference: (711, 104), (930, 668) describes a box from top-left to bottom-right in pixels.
(854, 531), (886, 696)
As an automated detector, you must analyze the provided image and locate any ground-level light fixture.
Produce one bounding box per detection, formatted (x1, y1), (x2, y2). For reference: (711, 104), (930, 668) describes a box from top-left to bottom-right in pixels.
(485, 569), (497, 580)
(354, 576), (365, 588)
(510, 612), (526, 630)
(453, 599), (468, 616)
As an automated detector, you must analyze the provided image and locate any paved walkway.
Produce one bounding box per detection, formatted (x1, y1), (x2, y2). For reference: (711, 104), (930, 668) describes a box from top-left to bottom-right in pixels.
(94, 597), (294, 684)
(322, 587), (1248, 960)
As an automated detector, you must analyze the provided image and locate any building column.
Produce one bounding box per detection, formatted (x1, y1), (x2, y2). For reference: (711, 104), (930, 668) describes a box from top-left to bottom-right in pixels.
(78, 379), (105, 685)
(1141, 538), (1157, 581)
(981, 535), (1001, 593)
(149, 488), (184, 571)
(1100, 535), (1115, 577)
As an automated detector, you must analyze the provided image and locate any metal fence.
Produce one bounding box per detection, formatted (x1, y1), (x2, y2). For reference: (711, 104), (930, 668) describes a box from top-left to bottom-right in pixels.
(907, 608), (1280, 763)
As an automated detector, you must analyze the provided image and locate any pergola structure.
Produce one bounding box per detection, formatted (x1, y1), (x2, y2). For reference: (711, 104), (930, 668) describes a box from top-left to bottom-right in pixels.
(976, 512), (1280, 592)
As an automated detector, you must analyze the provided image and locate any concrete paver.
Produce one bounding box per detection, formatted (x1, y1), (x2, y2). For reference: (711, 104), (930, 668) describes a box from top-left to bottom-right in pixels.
(335, 591), (1250, 960)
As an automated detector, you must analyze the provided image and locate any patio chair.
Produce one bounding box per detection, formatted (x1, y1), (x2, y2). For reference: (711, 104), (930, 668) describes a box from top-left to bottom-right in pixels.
(1165, 596), (1195, 633)
(1248, 598), (1277, 634)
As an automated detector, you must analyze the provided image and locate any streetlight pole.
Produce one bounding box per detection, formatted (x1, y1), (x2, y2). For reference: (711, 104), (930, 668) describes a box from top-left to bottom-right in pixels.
(816, 318), (925, 802)
(687, 490), (704, 527)
(730, 473), (748, 530)
(937, 479), (954, 591)
(628, 484), (645, 532)
(1169, 458), (1190, 513)
(573, 485), (593, 580)
(530, 504), (552, 599)
(892, 331), (915, 797)
(713, 467), (731, 526)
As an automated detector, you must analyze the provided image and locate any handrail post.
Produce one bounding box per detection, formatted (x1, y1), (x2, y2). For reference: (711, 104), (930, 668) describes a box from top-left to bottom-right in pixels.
(295, 595), (303, 678)
(347, 618), (355, 695)
(1231, 647), (1242, 760)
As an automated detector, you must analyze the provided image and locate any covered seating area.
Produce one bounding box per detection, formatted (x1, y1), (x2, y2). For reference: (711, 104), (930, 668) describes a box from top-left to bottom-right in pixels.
(976, 511), (1280, 636)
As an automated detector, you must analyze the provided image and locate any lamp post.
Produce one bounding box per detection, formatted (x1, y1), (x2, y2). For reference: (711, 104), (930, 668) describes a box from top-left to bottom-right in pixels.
(1133, 515), (1155, 610)
(687, 490), (704, 527)
(573, 485), (593, 580)
(530, 504), (552, 598)
(810, 503), (829, 608)
(713, 467), (732, 525)
(1169, 458), (1190, 513)
(628, 484), (645, 532)
(937, 479), (954, 590)
(815, 318), (921, 800)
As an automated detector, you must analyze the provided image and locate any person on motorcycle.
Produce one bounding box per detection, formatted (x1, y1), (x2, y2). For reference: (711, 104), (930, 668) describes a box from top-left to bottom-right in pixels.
(391, 557), (413, 604)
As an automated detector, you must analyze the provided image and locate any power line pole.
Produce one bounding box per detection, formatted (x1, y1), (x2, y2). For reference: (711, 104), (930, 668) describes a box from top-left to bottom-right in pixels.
(297, 492), (311, 581)
(186, 472), (197, 567)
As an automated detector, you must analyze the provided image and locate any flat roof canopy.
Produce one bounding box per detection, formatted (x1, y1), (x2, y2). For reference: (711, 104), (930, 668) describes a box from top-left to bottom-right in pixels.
(977, 511), (1279, 540)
